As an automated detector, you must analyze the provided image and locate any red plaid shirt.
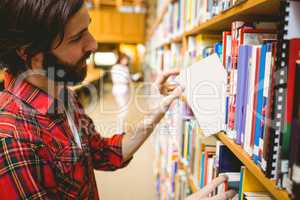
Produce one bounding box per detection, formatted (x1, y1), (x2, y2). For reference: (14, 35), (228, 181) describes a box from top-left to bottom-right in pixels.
(0, 77), (131, 199)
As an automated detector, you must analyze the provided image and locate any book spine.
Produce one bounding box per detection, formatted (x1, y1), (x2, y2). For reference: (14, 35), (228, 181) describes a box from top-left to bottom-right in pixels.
(291, 61), (300, 200)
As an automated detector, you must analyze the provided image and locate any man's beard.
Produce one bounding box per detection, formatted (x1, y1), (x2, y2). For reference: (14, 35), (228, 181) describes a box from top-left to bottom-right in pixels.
(43, 52), (91, 85)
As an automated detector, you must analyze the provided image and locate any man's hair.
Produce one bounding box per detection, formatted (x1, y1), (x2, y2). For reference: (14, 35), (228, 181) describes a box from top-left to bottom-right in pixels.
(0, 0), (84, 76)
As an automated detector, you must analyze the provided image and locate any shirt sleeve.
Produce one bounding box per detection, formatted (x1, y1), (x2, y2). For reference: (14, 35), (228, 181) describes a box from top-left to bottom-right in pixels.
(0, 137), (53, 200)
(80, 114), (132, 171)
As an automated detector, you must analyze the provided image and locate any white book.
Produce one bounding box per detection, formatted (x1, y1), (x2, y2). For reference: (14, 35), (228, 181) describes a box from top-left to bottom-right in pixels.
(207, 157), (215, 185)
(244, 45), (260, 156)
(177, 54), (227, 136)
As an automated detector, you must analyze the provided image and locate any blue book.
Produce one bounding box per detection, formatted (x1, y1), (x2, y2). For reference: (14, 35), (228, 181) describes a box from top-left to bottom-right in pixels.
(260, 43), (273, 169)
(253, 44), (268, 164)
(200, 152), (205, 188)
(225, 96), (229, 129)
(241, 46), (253, 145)
(235, 45), (252, 145)
(238, 167), (245, 200)
(218, 144), (243, 173)
(187, 122), (192, 163)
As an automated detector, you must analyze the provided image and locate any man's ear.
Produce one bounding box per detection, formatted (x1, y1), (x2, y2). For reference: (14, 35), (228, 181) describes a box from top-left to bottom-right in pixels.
(30, 52), (44, 69)
(16, 48), (27, 61)
(16, 48), (43, 69)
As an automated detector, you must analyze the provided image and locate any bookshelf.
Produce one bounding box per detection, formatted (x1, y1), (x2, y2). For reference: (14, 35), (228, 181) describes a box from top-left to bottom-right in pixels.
(176, 130), (291, 200)
(179, 159), (198, 193)
(187, 175), (197, 193)
(148, 0), (295, 200)
(185, 0), (280, 35)
(217, 132), (290, 200)
(149, 0), (280, 48)
(88, 9), (145, 43)
(147, 0), (174, 39)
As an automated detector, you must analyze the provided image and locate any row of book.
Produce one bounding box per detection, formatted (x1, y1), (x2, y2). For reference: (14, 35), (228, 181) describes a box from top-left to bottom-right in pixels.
(147, 33), (222, 74)
(179, 118), (277, 200)
(151, 1), (300, 199)
(221, 21), (279, 177)
(175, 168), (276, 200)
(154, 100), (182, 200)
(220, 3), (300, 199)
(148, 0), (247, 50)
(155, 106), (276, 199)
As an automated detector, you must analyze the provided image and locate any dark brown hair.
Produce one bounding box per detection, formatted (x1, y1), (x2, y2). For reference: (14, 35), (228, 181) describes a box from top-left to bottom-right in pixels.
(0, 0), (84, 76)
(116, 51), (130, 66)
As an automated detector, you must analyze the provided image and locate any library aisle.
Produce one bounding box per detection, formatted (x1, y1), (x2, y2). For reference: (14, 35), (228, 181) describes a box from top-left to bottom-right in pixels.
(87, 83), (158, 200)
(1, 0), (300, 200)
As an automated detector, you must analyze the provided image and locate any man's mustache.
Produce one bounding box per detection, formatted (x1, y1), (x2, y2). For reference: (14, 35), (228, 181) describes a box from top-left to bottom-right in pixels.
(79, 52), (92, 64)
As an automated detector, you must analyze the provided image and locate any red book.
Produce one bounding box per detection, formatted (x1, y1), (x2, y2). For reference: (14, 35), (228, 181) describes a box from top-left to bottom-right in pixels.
(203, 150), (215, 186)
(222, 31), (231, 68)
(231, 21), (245, 69)
(239, 29), (277, 45)
(287, 39), (300, 125)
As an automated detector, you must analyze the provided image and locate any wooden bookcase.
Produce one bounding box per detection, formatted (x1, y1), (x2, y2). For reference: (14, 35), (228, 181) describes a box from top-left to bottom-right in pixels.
(148, 0), (291, 199)
(89, 8), (145, 43)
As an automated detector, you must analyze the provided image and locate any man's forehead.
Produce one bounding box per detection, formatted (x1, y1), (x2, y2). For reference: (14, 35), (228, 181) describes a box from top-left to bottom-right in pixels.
(64, 6), (89, 37)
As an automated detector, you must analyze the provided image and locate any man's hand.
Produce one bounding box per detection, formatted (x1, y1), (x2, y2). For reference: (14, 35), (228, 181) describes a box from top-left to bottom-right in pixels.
(151, 68), (184, 113)
(153, 68), (181, 96)
(185, 176), (237, 200)
(122, 69), (183, 161)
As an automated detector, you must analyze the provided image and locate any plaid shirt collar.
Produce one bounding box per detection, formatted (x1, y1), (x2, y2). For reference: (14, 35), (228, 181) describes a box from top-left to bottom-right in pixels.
(5, 77), (69, 116)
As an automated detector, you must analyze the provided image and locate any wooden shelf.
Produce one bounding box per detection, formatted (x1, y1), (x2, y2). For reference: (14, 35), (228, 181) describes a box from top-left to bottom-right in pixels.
(179, 158), (198, 193)
(186, 0), (279, 36)
(178, 132), (290, 199)
(152, 0), (280, 49)
(92, 0), (145, 7)
(187, 176), (198, 193)
(217, 132), (290, 200)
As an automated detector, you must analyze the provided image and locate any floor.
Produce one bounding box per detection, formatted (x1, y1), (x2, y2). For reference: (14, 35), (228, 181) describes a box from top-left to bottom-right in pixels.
(86, 83), (158, 200)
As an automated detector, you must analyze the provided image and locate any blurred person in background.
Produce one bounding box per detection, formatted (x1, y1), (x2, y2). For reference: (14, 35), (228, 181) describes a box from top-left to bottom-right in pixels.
(111, 52), (131, 132)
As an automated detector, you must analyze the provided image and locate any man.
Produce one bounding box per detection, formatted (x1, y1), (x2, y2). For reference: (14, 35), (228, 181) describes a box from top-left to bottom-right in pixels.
(0, 0), (236, 199)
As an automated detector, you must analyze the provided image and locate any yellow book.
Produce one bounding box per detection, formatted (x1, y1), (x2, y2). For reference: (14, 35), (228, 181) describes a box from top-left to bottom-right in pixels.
(240, 167), (267, 200)
(195, 34), (222, 60)
(183, 122), (189, 161)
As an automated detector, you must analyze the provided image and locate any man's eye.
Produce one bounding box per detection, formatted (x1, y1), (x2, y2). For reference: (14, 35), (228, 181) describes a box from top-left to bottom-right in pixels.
(70, 35), (82, 43)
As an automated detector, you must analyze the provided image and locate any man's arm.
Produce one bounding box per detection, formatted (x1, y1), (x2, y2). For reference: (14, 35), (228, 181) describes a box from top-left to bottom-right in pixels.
(121, 69), (183, 162)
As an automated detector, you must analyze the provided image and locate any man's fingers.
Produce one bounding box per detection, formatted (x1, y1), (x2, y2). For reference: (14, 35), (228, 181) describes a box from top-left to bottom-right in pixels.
(201, 190), (237, 200)
(171, 85), (185, 97)
(155, 68), (180, 85)
(161, 83), (183, 95)
(158, 86), (184, 112)
(184, 176), (229, 200)
(197, 176), (229, 197)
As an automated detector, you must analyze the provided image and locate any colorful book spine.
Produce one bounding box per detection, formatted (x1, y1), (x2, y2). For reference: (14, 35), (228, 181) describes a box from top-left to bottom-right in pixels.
(235, 45), (252, 145)
(259, 43), (273, 171)
(253, 44), (267, 164)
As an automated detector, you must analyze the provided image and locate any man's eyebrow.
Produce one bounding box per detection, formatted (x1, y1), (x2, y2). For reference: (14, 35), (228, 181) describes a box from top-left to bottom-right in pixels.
(69, 18), (92, 40)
